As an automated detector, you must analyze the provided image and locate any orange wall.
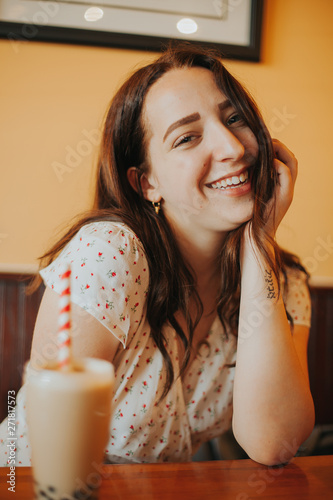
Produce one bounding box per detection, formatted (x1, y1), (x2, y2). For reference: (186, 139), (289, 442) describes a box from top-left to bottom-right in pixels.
(1, 0), (333, 282)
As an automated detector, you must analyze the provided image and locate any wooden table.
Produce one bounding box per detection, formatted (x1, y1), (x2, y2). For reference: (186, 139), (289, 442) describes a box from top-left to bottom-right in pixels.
(1, 455), (332, 499)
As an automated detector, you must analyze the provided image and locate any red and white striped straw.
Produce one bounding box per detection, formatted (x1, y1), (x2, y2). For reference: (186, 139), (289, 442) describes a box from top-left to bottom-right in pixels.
(57, 264), (73, 370)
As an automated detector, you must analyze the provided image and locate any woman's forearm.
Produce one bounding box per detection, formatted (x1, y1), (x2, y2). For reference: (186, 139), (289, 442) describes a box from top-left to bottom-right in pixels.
(232, 245), (315, 466)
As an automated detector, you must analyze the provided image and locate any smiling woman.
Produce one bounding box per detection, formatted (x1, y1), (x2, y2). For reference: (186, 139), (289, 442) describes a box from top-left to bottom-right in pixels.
(0, 43), (314, 467)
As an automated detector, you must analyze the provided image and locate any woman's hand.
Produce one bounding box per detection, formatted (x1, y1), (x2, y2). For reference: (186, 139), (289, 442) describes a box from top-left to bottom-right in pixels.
(265, 139), (298, 237)
(240, 139), (298, 271)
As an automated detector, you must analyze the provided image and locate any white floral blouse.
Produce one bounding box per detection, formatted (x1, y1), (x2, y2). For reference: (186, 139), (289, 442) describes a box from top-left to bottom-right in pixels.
(0, 221), (311, 466)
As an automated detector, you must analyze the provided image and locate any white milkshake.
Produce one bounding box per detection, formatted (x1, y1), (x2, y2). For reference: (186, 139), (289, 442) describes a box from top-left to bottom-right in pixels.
(26, 358), (114, 500)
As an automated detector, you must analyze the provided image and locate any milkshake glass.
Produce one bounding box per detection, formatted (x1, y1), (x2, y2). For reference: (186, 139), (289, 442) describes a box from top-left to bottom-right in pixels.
(25, 358), (114, 500)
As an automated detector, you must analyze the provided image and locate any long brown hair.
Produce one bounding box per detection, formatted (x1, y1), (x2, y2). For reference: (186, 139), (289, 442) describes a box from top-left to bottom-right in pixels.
(34, 43), (307, 399)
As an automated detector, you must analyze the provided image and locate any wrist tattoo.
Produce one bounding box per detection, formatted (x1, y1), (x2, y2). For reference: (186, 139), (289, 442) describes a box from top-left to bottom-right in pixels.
(265, 269), (276, 299)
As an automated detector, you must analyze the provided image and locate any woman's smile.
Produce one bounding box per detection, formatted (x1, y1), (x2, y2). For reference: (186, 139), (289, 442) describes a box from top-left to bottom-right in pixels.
(205, 166), (253, 197)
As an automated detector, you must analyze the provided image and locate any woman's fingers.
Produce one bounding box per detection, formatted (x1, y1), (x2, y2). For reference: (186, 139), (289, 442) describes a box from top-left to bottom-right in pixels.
(272, 138), (298, 184)
(272, 139), (297, 203)
(264, 140), (298, 235)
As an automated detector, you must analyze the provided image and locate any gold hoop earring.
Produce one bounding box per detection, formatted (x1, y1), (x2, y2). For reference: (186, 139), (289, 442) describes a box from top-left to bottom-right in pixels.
(152, 201), (161, 215)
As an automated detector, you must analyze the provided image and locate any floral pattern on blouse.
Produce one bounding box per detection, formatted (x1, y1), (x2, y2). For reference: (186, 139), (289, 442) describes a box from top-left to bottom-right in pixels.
(0, 221), (311, 466)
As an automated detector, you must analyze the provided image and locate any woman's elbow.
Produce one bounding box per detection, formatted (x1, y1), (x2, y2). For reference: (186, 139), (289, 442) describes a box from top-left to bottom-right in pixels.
(233, 413), (315, 466)
(245, 445), (296, 467)
(235, 437), (300, 466)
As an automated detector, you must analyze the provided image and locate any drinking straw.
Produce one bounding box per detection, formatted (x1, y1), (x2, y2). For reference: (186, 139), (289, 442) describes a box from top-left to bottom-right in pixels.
(57, 264), (73, 370)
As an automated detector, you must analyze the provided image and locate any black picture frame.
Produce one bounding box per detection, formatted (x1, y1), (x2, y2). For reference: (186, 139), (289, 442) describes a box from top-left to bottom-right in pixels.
(0, 0), (264, 61)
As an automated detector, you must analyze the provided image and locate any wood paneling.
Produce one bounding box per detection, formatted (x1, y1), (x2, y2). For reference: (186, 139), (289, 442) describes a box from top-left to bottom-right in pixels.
(0, 274), (44, 422)
(308, 286), (333, 425)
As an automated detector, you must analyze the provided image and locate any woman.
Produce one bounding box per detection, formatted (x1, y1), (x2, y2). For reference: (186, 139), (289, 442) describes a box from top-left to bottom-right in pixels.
(0, 44), (314, 466)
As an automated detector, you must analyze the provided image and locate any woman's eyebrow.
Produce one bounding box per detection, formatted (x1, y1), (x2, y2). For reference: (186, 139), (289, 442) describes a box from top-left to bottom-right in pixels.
(162, 100), (232, 143)
(218, 99), (232, 112)
(163, 112), (200, 142)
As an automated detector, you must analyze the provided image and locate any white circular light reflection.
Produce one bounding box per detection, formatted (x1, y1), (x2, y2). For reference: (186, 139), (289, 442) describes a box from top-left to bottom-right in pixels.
(84, 7), (104, 22)
(176, 18), (198, 35)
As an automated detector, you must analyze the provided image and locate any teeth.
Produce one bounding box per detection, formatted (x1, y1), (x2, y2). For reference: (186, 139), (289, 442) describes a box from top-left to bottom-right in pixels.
(210, 170), (249, 190)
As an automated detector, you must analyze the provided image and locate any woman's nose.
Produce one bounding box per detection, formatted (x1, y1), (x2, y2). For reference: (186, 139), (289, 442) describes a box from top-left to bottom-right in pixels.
(210, 123), (245, 163)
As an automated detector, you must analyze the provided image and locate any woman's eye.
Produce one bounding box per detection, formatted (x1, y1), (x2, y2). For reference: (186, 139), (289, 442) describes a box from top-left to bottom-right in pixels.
(227, 114), (244, 126)
(173, 134), (196, 148)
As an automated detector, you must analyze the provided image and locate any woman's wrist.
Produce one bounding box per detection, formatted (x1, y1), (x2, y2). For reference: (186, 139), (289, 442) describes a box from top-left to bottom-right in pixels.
(240, 231), (281, 300)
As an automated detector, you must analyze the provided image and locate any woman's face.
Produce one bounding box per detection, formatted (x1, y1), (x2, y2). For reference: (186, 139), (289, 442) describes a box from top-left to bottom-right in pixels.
(141, 67), (259, 242)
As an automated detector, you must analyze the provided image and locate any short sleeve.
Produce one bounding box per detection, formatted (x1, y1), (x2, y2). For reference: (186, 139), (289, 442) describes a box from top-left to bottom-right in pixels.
(283, 268), (311, 328)
(40, 222), (149, 348)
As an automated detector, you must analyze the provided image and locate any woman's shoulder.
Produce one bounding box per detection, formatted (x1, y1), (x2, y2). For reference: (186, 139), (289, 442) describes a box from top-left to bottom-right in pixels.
(46, 220), (147, 268)
(40, 219), (149, 294)
(40, 220), (150, 346)
(282, 266), (311, 327)
(282, 265), (309, 289)
(75, 220), (144, 248)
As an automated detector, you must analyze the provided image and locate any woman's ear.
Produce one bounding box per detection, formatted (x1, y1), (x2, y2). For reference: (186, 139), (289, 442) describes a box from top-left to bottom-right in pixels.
(127, 167), (162, 203)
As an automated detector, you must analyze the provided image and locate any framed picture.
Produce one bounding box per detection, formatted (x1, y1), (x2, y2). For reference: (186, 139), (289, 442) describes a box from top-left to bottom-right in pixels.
(0, 0), (264, 61)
